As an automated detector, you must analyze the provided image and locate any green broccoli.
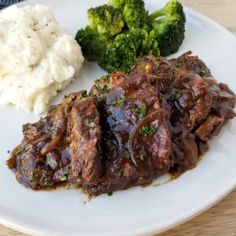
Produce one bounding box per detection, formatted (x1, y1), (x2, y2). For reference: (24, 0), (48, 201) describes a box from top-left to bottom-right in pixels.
(99, 29), (159, 72)
(87, 4), (124, 36)
(108, 0), (125, 9)
(109, 0), (150, 30)
(75, 26), (108, 61)
(75, 0), (186, 73)
(141, 30), (160, 56)
(149, 0), (186, 56)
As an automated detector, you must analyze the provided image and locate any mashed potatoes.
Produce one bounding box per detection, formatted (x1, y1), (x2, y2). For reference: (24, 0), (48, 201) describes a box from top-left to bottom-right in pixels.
(0, 5), (84, 114)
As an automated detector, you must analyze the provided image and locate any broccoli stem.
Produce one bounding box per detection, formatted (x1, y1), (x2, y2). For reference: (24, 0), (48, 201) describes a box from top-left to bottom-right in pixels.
(149, 9), (165, 21)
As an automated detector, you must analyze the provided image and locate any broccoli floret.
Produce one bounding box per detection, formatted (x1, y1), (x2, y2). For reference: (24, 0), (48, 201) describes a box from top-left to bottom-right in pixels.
(75, 26), (108, 61)
(99, 31), (137, 73)
(141, 30), (160, 56)
(75, 0), (186, 73)
(149, 0), (186, 56)
(109, 0), (150, 30)
(108, 0), (125, 9)
(87, 4), (124, 36)
(99, 29), (159, 72)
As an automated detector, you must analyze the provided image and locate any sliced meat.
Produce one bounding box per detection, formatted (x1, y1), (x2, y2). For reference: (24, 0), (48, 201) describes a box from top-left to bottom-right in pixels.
(130, 56), (177, 93)
(129, 109), (171, 172)
(169, 51), (212, 77)
(165, 73), (213, 132)
(7, 92), (99, 190)
(171, 135), (198, 174)
(89, 71), (127, 97)
(69, 97), (102, 184)
(83, 70), (171, 195)
(195, 115), (225, 141)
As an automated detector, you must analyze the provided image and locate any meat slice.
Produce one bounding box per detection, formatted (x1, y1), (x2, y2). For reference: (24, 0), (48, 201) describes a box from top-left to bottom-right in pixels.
(89, 71), (127, 97)
(165, 73), (213, 131)
(7, 92), (102, 190)
(169, 51), (212, 77)
(171, 135), (198, 173)
(7, 92), (80, 189)
(129, 110), (171, 172)
(195, 115), (225, 141)
(208, 81), (236, 119)
(83, 70), (171, 195)
(69, 97), (102, 185)
(130, 56), (177, 93)
(162, 72), (213, 172)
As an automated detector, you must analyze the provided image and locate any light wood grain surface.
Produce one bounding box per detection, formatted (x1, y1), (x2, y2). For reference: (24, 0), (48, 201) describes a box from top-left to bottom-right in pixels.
(1, 0), (236, 235)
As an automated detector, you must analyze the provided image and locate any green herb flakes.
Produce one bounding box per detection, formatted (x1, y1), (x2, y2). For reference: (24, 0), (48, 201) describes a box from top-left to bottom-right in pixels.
(111, 99), (117, 106)
(111, 96), (127, 106)
(102, 84), (109, 92)
(121, 150), (130, 159)
(139, 104), (147, 118)
(114, 170), (122, 177)
(77, 94), (83, 100)
(94, 75), (110, 93)
(199, 68), (208, 77)
(170, 90), (182, 101)
(60, 175), (68, 182)
(140, 126), (158, 137)
(138, 154), (144, 161)
(131, 103), (147, 118)
(14, 147), (23, 155)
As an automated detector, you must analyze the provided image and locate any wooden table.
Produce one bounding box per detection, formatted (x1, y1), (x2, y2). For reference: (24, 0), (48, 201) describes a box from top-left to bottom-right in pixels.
(1, 0), (236, 235)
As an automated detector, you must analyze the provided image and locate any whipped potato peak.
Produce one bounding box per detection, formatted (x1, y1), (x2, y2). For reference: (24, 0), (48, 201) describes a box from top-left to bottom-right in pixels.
(0, 5), (84, 114)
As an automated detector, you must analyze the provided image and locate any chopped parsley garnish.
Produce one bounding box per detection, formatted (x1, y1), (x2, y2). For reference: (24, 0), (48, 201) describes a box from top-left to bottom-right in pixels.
(57, 166), (70, 182)
(60, 175), (68, 181)
(199, 68), (208, 77)
(95, 83), (108, 93)
(94, 75), (110, 93)
(111, 167), (122, 177)
(114, 170), (122, 177)
(94, 75), (109, 85)
(77, 94), (83, 100)
(60, 170), (69, 181)
(174, 64), (181, 68)
(121, 150), (130, 160)
(107, 192), (113, 196)
(139, 104), (147, 118)
(131, 104), (147, 118)
(111, 96), (127, 106)
(131, 106), (139, 113)
(111, 99), (117, 106)
(14, 147), (23, 155)
(103, 75), (110, 83)
(170, 90), (182, 101)
(64, 107), (69, 115)
(95, 75), (109, 83)
(32, 172), (39, 179)
(138, 154), (144, 161)
(140, 126), (158, 137)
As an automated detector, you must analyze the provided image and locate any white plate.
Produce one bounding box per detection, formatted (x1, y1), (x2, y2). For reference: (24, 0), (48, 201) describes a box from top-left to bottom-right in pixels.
(0, 0), (236, 235)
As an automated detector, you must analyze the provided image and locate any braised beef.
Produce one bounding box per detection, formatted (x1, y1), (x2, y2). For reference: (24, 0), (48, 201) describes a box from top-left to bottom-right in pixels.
(7, 52), (235, 196)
